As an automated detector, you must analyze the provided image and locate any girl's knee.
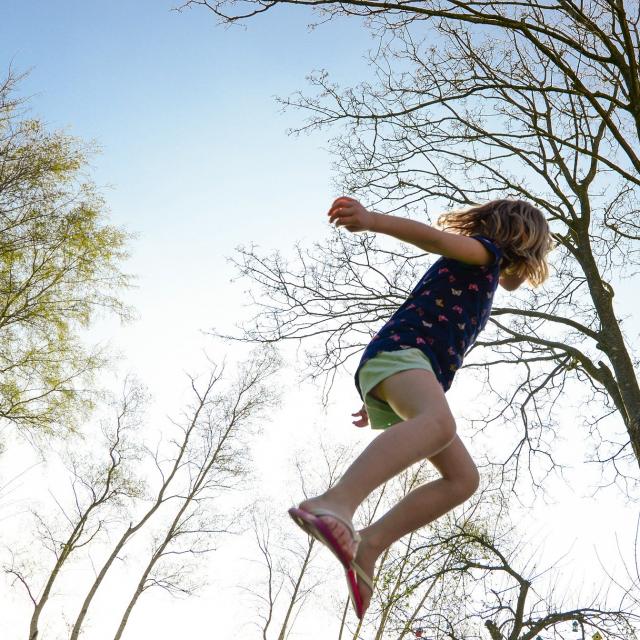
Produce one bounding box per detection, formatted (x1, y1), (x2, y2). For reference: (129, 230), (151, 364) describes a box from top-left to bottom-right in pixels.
(463, 464), (480, 496)
(438, 449), (480, 501)
(453, 461), (480, 502)
(422, 412), (457, 451)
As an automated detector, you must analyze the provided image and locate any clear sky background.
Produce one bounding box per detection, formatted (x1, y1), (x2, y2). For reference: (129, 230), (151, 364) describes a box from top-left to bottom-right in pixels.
(1, 2), (638, 639)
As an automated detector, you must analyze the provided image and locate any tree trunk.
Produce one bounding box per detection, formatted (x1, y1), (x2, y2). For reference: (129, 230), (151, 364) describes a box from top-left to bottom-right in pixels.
(576, 225), (640, 465)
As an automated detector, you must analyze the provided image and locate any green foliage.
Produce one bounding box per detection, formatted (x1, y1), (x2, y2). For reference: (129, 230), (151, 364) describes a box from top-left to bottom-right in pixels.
(0, 73), (133, 436)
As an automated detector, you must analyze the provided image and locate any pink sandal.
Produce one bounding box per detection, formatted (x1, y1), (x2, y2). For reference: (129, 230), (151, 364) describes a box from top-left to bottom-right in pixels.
(288, 506), (360, 567)
(345, 560), (374, 619)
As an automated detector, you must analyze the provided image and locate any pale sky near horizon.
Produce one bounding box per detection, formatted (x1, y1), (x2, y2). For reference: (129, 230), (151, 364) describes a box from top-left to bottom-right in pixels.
(1, 2), (639, 639)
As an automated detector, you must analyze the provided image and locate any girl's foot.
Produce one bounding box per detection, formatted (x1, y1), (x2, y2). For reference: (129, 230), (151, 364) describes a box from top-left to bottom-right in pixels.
(350, 536), (378, 615)
(298, 494), (358, 558)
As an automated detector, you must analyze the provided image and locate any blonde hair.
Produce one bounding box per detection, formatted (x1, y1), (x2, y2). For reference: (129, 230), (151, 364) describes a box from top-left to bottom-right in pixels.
(438, 199), (554, 287)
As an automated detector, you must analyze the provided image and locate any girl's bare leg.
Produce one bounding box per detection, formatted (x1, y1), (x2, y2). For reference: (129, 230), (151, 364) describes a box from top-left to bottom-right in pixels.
(353, 435), (479, 611)
(299, 368), (479, 612)
(301, 369), (456, 517)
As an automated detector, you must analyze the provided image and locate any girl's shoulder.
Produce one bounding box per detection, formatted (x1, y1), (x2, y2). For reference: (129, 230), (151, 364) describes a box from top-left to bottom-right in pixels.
(468, 234), (504, 266)
(433, 236), (503, 274)
(417, 237), (503, 287)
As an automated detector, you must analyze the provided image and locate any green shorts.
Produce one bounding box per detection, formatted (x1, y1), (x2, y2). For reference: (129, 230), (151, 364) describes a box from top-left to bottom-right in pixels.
(358, 348), (436, 430)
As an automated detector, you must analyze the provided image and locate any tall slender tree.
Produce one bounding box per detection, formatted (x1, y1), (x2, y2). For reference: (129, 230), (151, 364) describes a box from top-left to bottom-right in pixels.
(3, 348), (280, 639)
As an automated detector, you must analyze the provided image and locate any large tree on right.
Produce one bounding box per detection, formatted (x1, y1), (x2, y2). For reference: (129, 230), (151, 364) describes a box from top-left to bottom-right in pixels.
(189, 0), (640, 487)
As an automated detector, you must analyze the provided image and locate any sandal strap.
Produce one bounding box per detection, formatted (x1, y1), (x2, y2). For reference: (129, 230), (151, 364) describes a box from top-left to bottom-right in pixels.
(351, 560), (374, 591)
(304, 508), (361, 543)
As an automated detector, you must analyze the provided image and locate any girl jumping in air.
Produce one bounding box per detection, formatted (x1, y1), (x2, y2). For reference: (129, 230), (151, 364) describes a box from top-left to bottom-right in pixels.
(288, 196), (553, 619)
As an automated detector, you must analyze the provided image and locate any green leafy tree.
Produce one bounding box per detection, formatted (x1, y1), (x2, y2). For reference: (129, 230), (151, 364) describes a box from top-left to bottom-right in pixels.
(0, 72), (132, 436)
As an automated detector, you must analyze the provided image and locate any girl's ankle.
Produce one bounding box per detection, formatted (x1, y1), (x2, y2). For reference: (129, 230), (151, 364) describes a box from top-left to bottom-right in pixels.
(358, 528), (387, 558)
(324, 487), (358, 518)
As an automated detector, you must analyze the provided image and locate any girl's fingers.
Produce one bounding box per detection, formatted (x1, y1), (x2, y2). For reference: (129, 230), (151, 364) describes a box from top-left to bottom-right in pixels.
(329, 209), (354, 225)
(328, 203), (364, 233)
(332, 196), (358, 207)
(328, 202), (355, 216)
(327, 197), (361, 223)
(329, 204), (353, 216)
(352, 404), (369, 427)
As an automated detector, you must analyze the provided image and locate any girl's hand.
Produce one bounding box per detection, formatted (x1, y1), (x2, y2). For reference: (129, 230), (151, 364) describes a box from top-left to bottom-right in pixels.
(328, 197), (376, 233)
(351, 404), (369, 428)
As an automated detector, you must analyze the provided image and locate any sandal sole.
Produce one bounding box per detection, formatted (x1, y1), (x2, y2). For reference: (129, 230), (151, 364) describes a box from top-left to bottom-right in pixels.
(288, 507), (357, 566)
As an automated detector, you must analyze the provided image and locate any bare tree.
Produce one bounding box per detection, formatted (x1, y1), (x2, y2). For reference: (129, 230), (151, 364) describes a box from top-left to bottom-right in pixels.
(245, 441), (356, 640)
(335, 463), (440, 640)
(243, 446), (640, 639)
(4, 379), (145, 640)
(339, 478), (640, 640)
(2, 347), (280, 639)
(246, 507), (319, 640)
(111, 349), (280, 638)
(245, 448), (448, 639)
(397, 515), (640, 640)
(182, 0), (640, 489)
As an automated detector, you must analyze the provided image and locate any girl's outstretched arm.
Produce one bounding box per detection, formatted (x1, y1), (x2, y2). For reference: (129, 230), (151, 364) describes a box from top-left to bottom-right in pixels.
(328, 197), (493, 266)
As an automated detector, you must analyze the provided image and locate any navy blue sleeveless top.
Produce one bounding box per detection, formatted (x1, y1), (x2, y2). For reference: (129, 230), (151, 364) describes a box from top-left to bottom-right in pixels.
(354, 235), (503, 398)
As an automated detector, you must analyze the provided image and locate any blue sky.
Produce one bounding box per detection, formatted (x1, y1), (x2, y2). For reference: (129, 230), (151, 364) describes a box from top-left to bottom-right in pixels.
(1, 1), (379, 397)
(3, 0), (377, 252)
